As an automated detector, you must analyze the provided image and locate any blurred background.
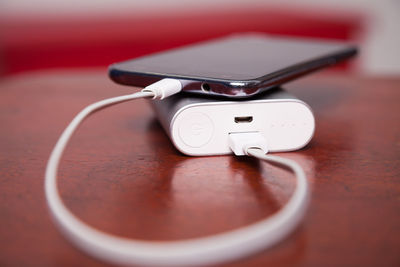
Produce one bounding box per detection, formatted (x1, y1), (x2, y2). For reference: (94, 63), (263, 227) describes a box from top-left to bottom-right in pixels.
(0, 0), (399, 77)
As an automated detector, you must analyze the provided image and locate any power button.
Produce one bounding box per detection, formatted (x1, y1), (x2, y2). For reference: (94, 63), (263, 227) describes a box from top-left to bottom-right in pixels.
(178, 112), (214, 148)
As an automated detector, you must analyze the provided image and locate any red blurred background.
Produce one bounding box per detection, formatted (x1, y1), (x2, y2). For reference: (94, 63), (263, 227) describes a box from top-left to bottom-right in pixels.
(0, 1), (398, 77)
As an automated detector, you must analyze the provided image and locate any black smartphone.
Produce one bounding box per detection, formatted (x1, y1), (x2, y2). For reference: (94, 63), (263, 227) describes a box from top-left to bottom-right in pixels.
(109, 33), (357, 98)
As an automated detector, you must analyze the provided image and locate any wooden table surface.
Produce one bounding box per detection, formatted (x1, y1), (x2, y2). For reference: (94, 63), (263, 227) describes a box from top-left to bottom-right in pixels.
(0, 69), (399, 267)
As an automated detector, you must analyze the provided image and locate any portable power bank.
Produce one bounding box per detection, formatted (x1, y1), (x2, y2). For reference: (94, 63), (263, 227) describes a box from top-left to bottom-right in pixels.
(150, 88), (315, 156)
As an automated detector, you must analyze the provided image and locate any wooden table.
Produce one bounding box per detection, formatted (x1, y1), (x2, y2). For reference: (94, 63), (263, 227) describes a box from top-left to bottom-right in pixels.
(1, 69), (399, 266)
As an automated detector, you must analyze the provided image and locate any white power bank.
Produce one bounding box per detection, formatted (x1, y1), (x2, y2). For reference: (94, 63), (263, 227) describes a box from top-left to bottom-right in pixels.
(150, 88), (315, 156)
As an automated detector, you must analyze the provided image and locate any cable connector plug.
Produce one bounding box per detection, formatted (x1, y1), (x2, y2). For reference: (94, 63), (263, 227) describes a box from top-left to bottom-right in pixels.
(228, 132), (269, 156)
(141, 78), (182, 99)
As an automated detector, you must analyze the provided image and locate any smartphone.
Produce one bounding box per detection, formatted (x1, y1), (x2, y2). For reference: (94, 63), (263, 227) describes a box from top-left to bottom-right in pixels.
(109, 33), (357, 98)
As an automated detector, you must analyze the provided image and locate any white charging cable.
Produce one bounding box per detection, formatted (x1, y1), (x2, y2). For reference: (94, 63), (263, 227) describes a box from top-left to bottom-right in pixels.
(45, 79), (309, 267)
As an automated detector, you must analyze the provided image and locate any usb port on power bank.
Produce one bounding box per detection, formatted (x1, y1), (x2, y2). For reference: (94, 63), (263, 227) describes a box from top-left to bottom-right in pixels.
(234, 116), (253, 123)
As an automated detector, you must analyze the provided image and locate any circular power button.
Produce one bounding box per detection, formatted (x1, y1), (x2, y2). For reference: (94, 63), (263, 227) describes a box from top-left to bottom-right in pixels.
(178, 112), (214, 148)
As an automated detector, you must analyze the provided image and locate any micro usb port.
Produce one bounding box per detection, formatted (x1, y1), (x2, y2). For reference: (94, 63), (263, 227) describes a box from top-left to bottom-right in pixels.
(234, 116), (253, 123)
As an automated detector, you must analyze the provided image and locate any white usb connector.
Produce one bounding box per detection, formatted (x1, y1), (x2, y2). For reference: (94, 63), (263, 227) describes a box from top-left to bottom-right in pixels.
(228, 132), (268, 156)
(142, 78), (183, 99)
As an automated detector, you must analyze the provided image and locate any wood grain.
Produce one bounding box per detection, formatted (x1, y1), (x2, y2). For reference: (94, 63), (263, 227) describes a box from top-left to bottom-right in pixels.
(0, 69), (399, 267)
